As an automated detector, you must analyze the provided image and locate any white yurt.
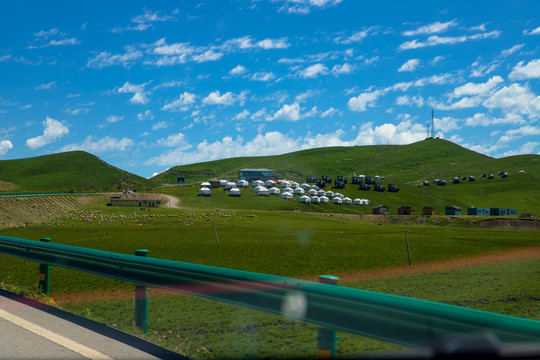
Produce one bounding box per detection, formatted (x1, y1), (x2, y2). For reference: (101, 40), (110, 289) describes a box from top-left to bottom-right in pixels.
(299, 195), (311, 203)
(257, 188), (270, 196)
(353, 198), (362, 205)
(280, 181), (290, 188)
(290, 182), (299, 189)
(225, 182), (237, 190)
(334, 193), (344, 199)
(281, 192), (293, 199)
(343, 197), (352, 205)
(293, 188), (305, 195)
(269, 187), (281, 195)
(200, 182), (211, 189)
(283, 187), (293, 193)
(220, 179), (228, 187)
(363, 199), (371, 205)
(332, 197), (343, 205)
(198, 188), (212, 196)
(301, 183), (310, 190)
(265, 180), (276, 187)
(309, 185), (319, 190)
(326, 191), (334, 198)
(254, 185), (266, 193)
(229, 188), (241, 197)
(317, 189), (326, 196)
(307, 189), (317, 196)
(252, 180), (264, 187)
(236, 180), (249, 187)
(319, 196), (329, 203)
(311, 196), (320, 203)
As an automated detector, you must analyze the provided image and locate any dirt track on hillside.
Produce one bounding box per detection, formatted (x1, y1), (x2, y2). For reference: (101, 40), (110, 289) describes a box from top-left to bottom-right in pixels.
(54, 246), (540, 305)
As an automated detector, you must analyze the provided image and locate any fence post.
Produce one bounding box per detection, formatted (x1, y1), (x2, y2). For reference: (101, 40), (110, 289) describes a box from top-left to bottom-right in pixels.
(38, 238), (51, 296)
(317, 275), (339, 359)
(134, 249), (149, 334)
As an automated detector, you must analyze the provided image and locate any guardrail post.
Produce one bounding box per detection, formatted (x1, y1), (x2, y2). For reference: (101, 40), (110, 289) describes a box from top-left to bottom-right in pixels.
(317, 275), (339, 359)
(38, 238), (51, 296)
(134, 249), (149, 334)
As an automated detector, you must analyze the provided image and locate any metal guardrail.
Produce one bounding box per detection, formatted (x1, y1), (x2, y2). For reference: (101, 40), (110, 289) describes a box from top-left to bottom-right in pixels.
(0, 192), (96, 198)
(0, 235), (539, 349)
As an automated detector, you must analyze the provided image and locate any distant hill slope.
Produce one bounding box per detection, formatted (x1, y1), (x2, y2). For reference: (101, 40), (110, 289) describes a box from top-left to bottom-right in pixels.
(0, 151), (157, 192)
(152, 139), (540, 184)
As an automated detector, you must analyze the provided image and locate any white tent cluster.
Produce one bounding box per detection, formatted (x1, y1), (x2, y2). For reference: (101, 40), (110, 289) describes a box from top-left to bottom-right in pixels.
(199, 179), (370, 205)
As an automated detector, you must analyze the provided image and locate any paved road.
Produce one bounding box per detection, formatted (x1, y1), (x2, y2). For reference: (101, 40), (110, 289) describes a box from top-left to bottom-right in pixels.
(0, 289), (185, 360)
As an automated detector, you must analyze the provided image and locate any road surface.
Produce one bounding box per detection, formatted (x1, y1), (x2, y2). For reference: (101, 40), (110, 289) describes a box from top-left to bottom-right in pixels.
(0, 289), (185, 359)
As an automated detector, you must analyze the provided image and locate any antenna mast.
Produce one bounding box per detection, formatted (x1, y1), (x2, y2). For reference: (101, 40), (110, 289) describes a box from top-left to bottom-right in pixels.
(431, 110), (435, 138)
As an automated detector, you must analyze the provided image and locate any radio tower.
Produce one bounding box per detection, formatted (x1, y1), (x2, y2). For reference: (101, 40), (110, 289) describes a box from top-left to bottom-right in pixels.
(431, 109), (435, 138)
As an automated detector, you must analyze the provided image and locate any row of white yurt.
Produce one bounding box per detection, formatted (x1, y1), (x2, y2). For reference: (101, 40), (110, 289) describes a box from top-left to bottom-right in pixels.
(281, 192), (293, 199)
(198, 187), (212, 196)
(237, 180), (249, 187)
(352, 198), (370, 205)
(229, 188), (241, 197)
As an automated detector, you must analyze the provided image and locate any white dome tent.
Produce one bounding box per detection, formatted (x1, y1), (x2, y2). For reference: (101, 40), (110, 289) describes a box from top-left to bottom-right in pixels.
(319, 196), (329, 204)
(307, 189), (317, 196)
(280, 181), (290, 188)
(252, 180), (264, 187)
(311, 196), (320, 203)
(225, 182), (237, 190)
(254, 185), (266, 193)
(326, 191), (334, 198)
(265, 180), (276, 187)
(332, 197), (342, 205)
(257, 188), (270, 196)
(283, 187), (293, 193)
(317, 190), (326, 196)
(299, 195), (311, 203)
(290, 182), (299, 189)
(293, 188), (305, 195)
(281, 192), (293, 200)
(198, 188), (212, 196)
(229, 188), (241, 197)
(220, 179), (229, 187)
(309, 185), (319, 190)
(301, 183), (310, 190)
(353, 198), (362, 205)
(269, 187), (281, 195)
(343, 197), (352, 205)
(236, 180), (249, 187)
(334, 193), (344, 199)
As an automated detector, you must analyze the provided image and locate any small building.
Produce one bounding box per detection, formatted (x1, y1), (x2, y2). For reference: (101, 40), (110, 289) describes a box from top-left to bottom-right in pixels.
(238, 168), (274, 182)
(342, 197), (352, 205)
(446, 206), (462, 215)
(490, 208), (509, 216)
(508, 208), (518, 216)
(198, 188), (212, 197)
(229, 188), (241, 197)
(311, 196), (320, 203)
(281, 192), (293, 200)
(332, 197), (342, 205)
(293, 187), (305, 195)
(373, 205), (388, 215)
(319, 196), (329, 204)
(200, 182), (212, 189)
(210, 179), (221, 188)
(467, 207), (488, 215)
(269, 187), (281, 195)
(353, 198), (362, 206)
(110, 196), (163, 207)
(423, 206), (435, 215)
(398, 206), (412, 215)
(299, 195), (311, 203)
(236, 180), (249, 187)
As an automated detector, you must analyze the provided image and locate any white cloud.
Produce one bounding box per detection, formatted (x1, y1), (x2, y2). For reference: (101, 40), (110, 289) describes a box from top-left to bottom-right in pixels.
(35, 81), (56, 90)
(112, 9), (178, 33)
(116, 81), (150, 105)
(295, 89), (321, 103)
(502, 142), (539, 157)
(193, 49), (224, 62)
(430, 55), (445, 65)
(61, 136), (134, 154)
(137, 110), (154, 121)
(321, 107), (339, 118)
(300, 63), (328, 78)
(152, 121), (169, 130)
(399, 30), (500, 50)
(348, 90), (383, 112)
(334, 28), (374, 44)
(202, 91), (246, 106)
(29, 28), (80, 48)
(256, 38), (290, 49)
(272, 103), (301, 121)
(106, 115), (123, 123)
(274, 0), (343, 15)
(161, 92), (197, 111)
(470, 60), (499, 78)
(129, 92), (149, 105)
(87, 47), (143, 69)
(483, 83), (540, 119)
(158, 132), (190, 148)
(500, 44), (524, 57)
(229, 65), (247, 76)
(26, 117), (69, 150)
(395, 95), (424, 107)
(402, 19), (458, 36)
(331, 63), (353, 75)
(453, 76), (503, 97)
(234, 109), (250, 120)
(398, 59), (420, 72)
(464, 113), (527, 127)
(509, 59), (540, 80)
(0, 140), (13, 156)
(523, 26), (540, 35)
(251, 72), (276, 81)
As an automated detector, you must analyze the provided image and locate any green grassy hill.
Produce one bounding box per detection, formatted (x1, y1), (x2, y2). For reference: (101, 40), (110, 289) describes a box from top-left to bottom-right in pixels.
(0, 151), (157, 192)
(155, 139), (540, 215)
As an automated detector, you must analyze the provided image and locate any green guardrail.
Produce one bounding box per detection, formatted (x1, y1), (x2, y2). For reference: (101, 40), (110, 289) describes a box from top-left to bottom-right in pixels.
(0, 235), (539, 353)
(0, 192), (96, 198)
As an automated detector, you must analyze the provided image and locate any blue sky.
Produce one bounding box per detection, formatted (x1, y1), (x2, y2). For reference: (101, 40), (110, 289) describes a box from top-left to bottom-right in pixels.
(1, 0), (540, 178)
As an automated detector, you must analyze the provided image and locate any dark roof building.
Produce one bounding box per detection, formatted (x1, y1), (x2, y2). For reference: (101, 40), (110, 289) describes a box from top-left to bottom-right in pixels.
(445, 206), (462, 215)
(238, 168), (274, 182)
